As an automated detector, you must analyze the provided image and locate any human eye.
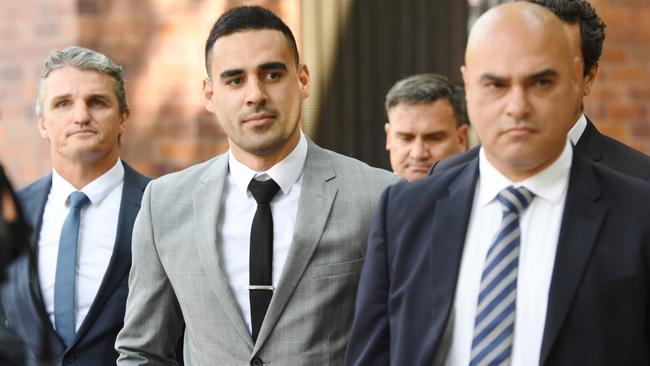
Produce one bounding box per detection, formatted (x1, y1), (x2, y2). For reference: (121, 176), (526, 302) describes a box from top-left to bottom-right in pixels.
(426, 133), (446, 142)
(88, 97), (108, 108)
(53, 99), (70, 108)
(534, 78), (554, 88)
(484, 80), (505, 91)
(225, 77), (244, 87)
(264, 70), (283, 81)
(396, 133), (414, 142)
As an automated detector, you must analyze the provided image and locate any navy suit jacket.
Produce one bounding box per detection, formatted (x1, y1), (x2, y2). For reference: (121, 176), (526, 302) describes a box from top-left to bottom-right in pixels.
(0, 161), (149, 365)
(430, 118), (650, 181)
(346, 150), (650, 365)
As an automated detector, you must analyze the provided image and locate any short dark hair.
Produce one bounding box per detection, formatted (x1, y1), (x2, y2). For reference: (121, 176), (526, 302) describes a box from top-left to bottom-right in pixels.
(521, 0), (606, 76)
(204, 6), (299, 76)
(385, 73), (468, 127)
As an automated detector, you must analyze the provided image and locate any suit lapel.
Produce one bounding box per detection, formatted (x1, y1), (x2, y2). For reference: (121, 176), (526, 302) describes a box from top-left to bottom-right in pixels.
(253, 141), (337, 353)
(16, 175), (62, 344)
(192, 155), (255, 350)
(539, 154), (606, 364)
(73, 162), (149, 344)
(427, 160), (478, 355)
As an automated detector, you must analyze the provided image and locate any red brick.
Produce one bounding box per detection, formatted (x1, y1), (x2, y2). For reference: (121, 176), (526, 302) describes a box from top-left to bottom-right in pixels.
(608, 65), (647, 82)
(601, 46), (629, 63)
(598, 123), (626, 141)
(629, 87), (650, 101)
(607, 104), (647, 120)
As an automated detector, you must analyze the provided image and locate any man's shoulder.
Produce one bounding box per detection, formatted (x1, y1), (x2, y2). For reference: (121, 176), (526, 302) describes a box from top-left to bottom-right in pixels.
(16, 175), (51, 205)
(388, 156), (477, 208)
(577, 152), (650, 207)
(122, 161), (151, 189)
(599, 133), (650, 180)
(308, 142), (401, 186)
(429, 147), (480, 176)
(147, 153), (227, 193)
(580, 118), (650, 181)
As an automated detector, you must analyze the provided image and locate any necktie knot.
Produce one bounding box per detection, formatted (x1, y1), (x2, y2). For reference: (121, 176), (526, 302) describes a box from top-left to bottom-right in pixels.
(68, 191), (90, 209)
(497, 186), (534, 215)
(248, 179), (280, 204)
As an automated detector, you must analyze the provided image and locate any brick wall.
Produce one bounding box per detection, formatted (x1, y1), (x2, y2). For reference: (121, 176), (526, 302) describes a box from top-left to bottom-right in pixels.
(0, 0), (77, 186)
(584, 0), (650, 154)
(0, 0), (298, 187)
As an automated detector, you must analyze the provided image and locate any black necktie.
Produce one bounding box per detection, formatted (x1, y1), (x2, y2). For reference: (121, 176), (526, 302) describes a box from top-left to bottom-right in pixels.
(248, 178), (280, 342)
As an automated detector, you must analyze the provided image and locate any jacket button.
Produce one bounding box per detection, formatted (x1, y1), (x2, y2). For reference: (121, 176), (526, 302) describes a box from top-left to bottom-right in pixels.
(250, 356), (263, 366)
(64, 354), (76, 363)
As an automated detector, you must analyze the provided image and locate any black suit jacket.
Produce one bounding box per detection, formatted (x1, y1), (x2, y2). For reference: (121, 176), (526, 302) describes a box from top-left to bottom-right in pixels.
(346, 150), (650, 365)
(0, 162), (149, 365)
(430, 118), (650, 181)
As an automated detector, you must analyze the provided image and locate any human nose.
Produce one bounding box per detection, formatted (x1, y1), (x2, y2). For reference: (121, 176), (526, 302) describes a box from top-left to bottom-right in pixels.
(504, 86), (531, 120)
(246, 78), (267, 106)
(409, 138), (430, 160)
(72, 102), (91, 125)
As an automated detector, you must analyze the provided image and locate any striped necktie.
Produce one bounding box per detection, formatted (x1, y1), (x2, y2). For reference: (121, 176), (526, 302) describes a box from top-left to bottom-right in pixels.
(470, 186), (534, 366)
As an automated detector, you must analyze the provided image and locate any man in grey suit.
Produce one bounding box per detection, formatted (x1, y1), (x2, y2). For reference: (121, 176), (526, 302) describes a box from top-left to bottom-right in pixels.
(116, 6), (399, 365)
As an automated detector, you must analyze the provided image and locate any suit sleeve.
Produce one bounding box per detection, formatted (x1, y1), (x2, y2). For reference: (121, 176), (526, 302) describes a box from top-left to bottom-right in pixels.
(116, 182), (184, 365)
(345, 187), (392, 366)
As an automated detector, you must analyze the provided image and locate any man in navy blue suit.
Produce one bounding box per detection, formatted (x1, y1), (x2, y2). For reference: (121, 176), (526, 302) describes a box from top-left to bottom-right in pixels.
(346, 3), (650, 365)
(0, 47), (149, 365)
(430, 0), (650, 180)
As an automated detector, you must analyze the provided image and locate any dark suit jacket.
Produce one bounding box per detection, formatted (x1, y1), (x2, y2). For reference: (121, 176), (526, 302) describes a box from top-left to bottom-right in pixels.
(430, 118), (650, 181)
(0, 161), (149, 365)
(346, 150), (650, 365)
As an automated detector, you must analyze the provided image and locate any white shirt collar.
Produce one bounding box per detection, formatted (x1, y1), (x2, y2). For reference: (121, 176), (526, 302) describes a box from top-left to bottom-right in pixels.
(51, 159), (125, 206)
(568, 113), (587, 145)
(478, 139), (572, 207)
(228, 132), (308, 196)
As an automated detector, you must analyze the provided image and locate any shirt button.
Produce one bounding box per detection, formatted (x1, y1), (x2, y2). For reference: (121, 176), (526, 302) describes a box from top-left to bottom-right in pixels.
(250, 356), (263, 366)
(64, 353), (76, 363)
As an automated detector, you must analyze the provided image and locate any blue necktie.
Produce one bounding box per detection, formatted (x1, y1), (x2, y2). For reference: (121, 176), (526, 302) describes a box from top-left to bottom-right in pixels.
(54, 191), (90, 346)
(470, 186), (534, 366)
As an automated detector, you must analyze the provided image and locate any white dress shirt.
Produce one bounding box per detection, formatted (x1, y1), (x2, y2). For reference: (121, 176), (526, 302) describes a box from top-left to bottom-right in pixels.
(445, 140), (572, 366)
(219, 132), (308, 334)
(38, 159), (124, 331)
(568, 113), (588, 145)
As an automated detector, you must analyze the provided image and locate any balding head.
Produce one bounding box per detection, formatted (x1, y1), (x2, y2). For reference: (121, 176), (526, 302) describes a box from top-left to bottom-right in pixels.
(466, 2), (575, 68)
(461, 2), (582, 181)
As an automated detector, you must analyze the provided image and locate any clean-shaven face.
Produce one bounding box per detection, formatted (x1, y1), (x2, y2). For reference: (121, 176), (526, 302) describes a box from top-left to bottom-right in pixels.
(385, 99), (467, 181)
(203, 29), (310, 166)
(38, 66), (127, 167)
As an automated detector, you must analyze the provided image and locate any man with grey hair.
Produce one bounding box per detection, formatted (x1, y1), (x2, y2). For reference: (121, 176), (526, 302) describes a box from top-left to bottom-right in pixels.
(0, 46), (149, 365)
(384, 73), (468, 181)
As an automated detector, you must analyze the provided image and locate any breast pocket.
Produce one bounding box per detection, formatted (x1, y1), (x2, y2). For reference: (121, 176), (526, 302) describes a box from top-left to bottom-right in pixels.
(312, 257), (365, 279)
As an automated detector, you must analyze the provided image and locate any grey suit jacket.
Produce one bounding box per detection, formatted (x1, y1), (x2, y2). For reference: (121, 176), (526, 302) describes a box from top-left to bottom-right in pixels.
(116, 139), (400, 365)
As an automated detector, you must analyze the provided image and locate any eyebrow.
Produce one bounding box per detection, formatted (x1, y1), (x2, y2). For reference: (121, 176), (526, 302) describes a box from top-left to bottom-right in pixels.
(219, 69), (244, 80)
(49, 93), (112, 103)
(259, 62), (288, 71)
(479, 68), (559, 83)
(479, 73), (506, 83)
(218, 62), (288, 80)
(526, 69), (559, 81)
